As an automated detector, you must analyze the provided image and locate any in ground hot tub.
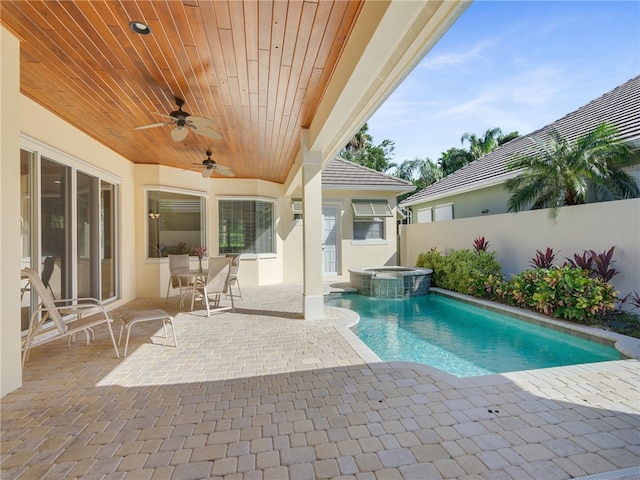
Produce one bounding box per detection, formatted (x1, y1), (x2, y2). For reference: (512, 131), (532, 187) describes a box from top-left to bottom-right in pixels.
(349, 266), (432, 298)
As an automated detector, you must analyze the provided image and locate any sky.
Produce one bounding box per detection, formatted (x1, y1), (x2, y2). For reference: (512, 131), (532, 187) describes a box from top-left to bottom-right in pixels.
(367, 1), (640, 164)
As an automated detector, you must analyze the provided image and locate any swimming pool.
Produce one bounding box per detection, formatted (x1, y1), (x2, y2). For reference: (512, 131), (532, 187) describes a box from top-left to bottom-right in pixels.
(325, 293), (621, 377)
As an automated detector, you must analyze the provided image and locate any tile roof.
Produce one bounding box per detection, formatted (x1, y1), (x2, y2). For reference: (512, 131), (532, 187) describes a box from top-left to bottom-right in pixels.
(322, 157), (415, 192)
(401, 75), (640, 206)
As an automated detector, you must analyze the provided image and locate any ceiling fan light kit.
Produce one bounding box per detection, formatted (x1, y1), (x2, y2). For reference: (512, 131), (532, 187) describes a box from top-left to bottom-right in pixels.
(183, 150), (234, 178)
(135, 97), (222, 142)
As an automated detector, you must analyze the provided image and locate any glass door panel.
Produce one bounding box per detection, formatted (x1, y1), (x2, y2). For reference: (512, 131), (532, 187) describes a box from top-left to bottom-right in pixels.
(20, 150), (33, 331)
(101, 181), (116, 300)
(322, 205), (339, 275)
(77, 172), (98, 298)
(41, 158), (71, 300)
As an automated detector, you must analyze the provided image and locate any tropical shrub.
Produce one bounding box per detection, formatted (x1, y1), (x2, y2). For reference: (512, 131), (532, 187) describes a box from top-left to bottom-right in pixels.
(621, 291), (640, 311)
(416, 248), (445, 287)
(589, 246), (618, 283)
(529, 247), (557, 268)
(417, 248), (502, 298)
(504, 266), (616, 323)
(565, 251), (594, 272)
(564, 246), (618, 283)
(472, 236), (490, 253)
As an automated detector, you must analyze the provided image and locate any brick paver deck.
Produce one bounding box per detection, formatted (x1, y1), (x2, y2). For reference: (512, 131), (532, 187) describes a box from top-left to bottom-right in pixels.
(2, 284), (639, 479)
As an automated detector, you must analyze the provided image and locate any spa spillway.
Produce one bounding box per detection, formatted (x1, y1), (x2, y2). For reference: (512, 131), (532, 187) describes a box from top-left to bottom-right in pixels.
(349, 267), (432, 299)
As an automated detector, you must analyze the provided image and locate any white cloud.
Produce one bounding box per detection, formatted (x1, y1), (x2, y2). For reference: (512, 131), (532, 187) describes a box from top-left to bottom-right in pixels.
(419, 39), (495, 71)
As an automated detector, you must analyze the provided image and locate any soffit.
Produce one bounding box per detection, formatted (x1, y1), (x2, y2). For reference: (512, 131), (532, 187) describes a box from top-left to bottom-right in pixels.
(0, 0), (362, 183)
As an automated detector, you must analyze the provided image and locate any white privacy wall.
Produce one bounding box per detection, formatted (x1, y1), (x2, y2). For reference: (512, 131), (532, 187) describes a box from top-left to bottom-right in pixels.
(400, 198), (640, 305)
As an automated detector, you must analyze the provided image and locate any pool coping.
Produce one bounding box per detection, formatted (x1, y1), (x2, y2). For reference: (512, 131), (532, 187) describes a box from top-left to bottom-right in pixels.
(326, 288), (640, 371)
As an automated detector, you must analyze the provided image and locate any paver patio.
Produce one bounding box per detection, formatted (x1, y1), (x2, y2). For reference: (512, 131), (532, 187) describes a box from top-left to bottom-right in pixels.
(2, 284), (639, 480)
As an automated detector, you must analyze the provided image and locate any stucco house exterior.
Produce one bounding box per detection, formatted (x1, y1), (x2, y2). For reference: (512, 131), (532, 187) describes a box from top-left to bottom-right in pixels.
(281, 157), (415, 283)
(400, 75), (640, 222)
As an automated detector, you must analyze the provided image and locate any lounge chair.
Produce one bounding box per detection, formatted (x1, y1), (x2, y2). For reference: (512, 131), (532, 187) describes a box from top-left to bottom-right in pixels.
(165, 254), (194, 307)
(190, 257), (234, 316)
(20, 267), (120, 368)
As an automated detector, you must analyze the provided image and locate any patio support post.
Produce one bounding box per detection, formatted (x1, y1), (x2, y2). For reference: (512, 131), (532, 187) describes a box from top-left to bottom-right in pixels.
(1, 26), (23, 395)
(301, 130), (325, 320)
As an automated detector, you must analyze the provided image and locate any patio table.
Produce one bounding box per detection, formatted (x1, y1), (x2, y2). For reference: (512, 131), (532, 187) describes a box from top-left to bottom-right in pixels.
(172, 268), (207, 309)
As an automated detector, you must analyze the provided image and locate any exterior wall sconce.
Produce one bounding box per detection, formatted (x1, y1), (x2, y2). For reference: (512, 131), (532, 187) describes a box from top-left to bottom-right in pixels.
(148, 210), (160, 219)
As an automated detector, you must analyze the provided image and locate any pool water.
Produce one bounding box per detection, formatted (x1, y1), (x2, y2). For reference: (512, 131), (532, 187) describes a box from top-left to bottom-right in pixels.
(325, 293), (621, 377)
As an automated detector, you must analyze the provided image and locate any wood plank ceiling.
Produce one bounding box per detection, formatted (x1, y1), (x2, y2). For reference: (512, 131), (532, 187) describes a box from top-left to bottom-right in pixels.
(0, 0), (363, 183)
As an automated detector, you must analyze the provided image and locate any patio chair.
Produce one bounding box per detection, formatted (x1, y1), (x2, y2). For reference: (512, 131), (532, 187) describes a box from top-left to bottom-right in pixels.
(225, 254), (243, 300)
(190, 257), (234, 316)
(20, 267), (120, 368)
(165, 254), (194, 307)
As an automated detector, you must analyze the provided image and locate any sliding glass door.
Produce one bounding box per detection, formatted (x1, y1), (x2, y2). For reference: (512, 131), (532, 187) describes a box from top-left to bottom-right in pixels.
(19, 147), (119, 332)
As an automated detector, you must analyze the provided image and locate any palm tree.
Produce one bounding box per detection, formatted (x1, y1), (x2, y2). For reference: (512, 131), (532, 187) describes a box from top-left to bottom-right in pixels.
(417, 159), (443, 188)
(461, 127), (503, 160)
(461, 127), (519, 160)
(393, 158), (425, 182)
(438, 148), (473, 176)
(342, 123), (371, 159)
(505, 123), (639, 221)
(340, 124), (397, 173)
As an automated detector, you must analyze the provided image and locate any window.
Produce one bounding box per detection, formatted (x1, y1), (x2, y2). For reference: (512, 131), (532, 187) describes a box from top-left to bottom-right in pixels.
(417, 207), (432, 223)
(147, 190), (206, 258)
(219, 199), (274, 254)
(352, 200), (392, 241)
(434, 203), (453, 221)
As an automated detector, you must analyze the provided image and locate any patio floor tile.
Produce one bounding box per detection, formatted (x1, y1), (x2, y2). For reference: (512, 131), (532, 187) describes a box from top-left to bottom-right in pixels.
(2, 283), (639, 479)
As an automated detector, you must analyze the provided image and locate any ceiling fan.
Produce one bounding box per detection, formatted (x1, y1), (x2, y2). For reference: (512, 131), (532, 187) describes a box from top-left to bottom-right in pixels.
(190, 150), (234, 178)
(135, 97), (222, 142)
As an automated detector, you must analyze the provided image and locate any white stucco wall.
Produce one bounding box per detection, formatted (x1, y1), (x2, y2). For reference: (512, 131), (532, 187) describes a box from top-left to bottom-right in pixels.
(400, 198), (640, 306)
(1, 27), (23, 396)
(323, 190), (401, 280)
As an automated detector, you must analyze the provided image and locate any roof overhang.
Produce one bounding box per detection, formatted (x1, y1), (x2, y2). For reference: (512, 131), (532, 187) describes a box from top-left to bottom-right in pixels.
(304, 0), (470, 167)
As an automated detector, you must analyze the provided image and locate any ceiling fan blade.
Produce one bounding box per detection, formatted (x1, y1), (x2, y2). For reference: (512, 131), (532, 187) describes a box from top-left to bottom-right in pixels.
(134, 122), (172, 130)
(194, 126), (222, 140)
(186, 115), (213, 129)
(150, 112), (178, 122)
(171, 126), (189, 142)
(215, 165), (235, 177)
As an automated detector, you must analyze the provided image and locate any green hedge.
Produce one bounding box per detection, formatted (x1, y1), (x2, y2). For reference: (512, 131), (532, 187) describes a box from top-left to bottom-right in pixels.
(416, 248), (503, 299)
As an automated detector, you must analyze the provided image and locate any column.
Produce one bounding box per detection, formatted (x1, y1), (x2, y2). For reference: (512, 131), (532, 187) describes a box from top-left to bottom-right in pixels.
(301, 130), (324, 320)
